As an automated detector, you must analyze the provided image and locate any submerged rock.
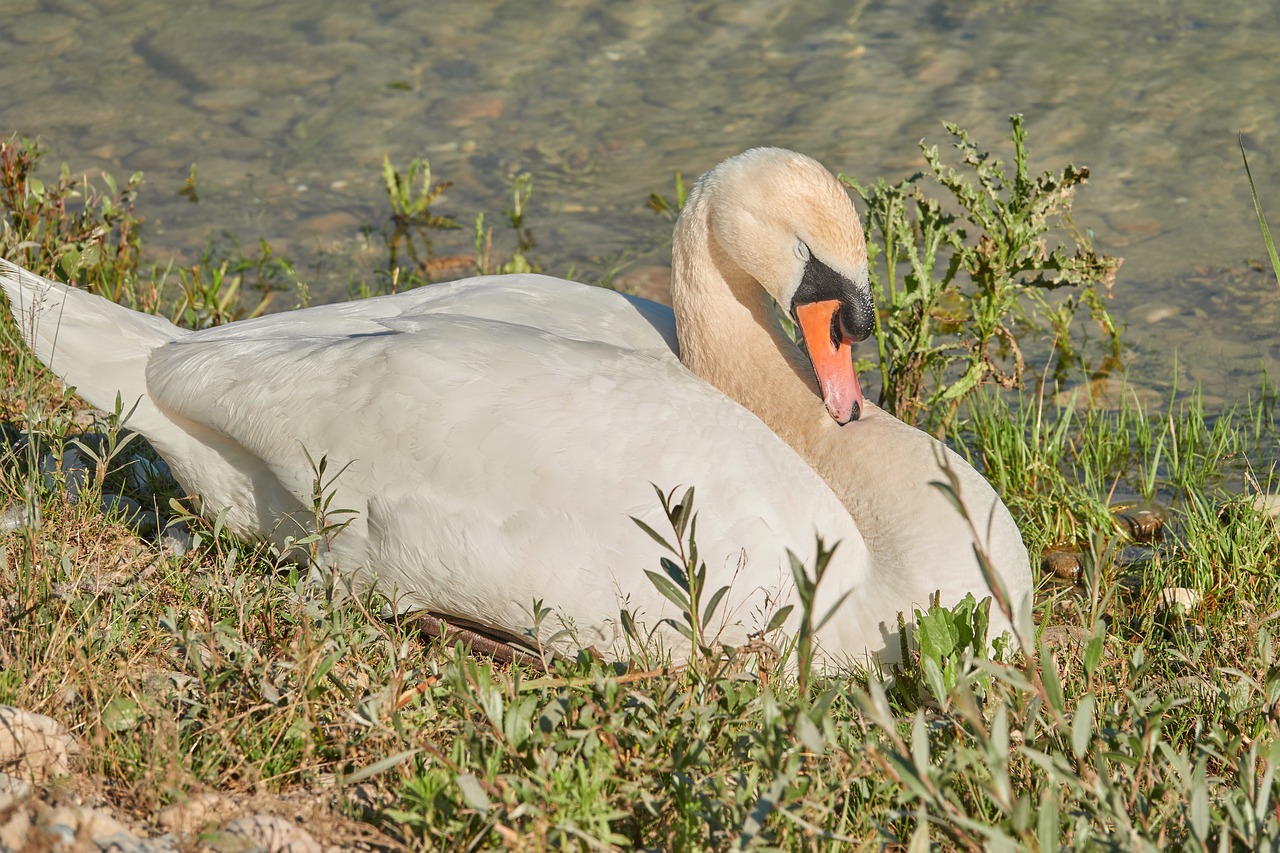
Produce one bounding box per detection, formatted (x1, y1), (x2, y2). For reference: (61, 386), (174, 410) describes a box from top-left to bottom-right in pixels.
(1114, 504), (1166, 544)
(1041, 549), (1083, 582)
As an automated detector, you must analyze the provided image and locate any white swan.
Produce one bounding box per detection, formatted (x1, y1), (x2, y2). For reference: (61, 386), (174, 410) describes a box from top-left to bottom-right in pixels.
(0, 148), (1031, 668)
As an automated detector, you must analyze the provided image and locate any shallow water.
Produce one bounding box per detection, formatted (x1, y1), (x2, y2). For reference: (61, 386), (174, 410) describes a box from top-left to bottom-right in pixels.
(2, 0), (1279, 404)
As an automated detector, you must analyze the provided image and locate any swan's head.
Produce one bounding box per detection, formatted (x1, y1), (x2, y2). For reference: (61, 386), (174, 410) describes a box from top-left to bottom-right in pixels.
(692, 148), (874, 424)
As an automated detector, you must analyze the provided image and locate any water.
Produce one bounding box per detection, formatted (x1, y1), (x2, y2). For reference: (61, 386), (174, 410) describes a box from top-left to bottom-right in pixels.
(3, 0), (1279, 403)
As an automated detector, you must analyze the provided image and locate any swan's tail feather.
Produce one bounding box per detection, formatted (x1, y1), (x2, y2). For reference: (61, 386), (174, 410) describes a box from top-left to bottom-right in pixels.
(0, 258), (183, 436)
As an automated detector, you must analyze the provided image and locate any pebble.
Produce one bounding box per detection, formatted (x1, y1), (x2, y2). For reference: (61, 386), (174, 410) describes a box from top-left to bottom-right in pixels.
(219, 814), (322, 853)
(157, 792), (236, 834)
(1143, 306), (1180, 324)
(0, 705), (78, 783)
(0, 771), (32, 797)
(1041, 549), (1083, 582)
(161, 521), (194, 556)
(47, 805), (134, 846)
(1252, 495), (1280, 520)
(1114, 504), (1165, 543)
(1157, 587), (1202, 613)
(0, 807), (33, 851)
(40, 448), (90, 503)
(444, 94), (507, 126)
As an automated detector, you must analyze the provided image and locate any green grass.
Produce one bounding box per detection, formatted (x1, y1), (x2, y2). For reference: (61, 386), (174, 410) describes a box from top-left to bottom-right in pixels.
(2, 133), (1280, 849)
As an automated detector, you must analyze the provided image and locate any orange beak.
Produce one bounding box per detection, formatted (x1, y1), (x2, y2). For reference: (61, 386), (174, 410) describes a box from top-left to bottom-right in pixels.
(794, 299), (864, 424)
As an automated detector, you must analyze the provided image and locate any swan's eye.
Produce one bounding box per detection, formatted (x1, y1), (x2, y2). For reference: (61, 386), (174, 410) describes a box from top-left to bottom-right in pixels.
(795, 241), (811, 262)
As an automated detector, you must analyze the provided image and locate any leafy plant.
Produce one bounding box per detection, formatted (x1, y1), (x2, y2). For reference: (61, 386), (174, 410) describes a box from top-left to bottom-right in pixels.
(844, 114), (1121, 432)
(890, 592), (998, 711)
(379, 153), (460, 285)
(629, 485), (732, 667)
(0, 135), (148, 307)
(474, 171), (537, 276)
(647, 170), (688, 219)
(381, 154), (456, 228)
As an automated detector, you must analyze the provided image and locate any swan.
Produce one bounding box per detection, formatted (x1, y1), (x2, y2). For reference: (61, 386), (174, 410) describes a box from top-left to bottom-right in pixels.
(0, 148), (1031, 668)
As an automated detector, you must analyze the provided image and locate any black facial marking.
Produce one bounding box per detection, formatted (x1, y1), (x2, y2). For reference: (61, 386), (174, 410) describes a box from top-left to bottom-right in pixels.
(789, 249), (875, 342)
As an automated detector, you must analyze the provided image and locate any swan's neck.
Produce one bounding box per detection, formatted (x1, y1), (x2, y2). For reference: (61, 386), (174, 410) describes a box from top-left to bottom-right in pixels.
(671, 202), (837, 464)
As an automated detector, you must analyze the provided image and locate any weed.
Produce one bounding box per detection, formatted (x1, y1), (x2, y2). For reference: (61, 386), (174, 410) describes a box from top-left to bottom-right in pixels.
(0, 136), (148, 308)
(844, 115), (1121, 433)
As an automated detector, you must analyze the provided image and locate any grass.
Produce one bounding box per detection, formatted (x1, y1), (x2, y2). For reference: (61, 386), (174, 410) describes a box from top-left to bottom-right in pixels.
(2, 132), (1280, 849)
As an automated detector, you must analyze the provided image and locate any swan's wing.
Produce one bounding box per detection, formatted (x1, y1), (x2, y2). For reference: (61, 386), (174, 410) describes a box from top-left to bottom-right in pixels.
(145, 311), (869, 654)
(186, 274), (679, 356)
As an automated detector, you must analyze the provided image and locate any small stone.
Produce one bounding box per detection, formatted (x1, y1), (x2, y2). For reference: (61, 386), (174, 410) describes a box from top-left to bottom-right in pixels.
(444, 94), (506, 126)
(1252, 495), (1280, 520)
(0, 771), (32, 797)
(129, 455), (172, 494)
(219, 814), (322, 853)
(100, 493), (143, 523)
(161, 521), (194, 556)
(1114, 504), (1166, 543)
(1041, 550), (1083, 582)
(40, 448), (89, 503)
(0, 705), (78, 782)
(1143, 306), (1179, 324)
(46, 805), (136, 846)
(1053, 376), (1162, 412)
(157, 792), (236, 834)
(0, 805), (32, 850)
(134, 510), (161, 535)
(1157, 587), (1202, 613)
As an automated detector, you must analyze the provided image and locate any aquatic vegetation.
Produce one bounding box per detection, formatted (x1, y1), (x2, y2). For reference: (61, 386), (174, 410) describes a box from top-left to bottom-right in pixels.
(1, 132), (1279, 850)
(846, 115), (1121, 433)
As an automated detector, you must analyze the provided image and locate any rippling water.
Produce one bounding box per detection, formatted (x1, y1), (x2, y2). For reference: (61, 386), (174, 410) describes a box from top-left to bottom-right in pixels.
(2, 0), (1279, 403)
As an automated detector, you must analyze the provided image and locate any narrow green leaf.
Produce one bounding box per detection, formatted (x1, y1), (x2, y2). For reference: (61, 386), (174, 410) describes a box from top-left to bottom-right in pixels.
(630, 516), (677, 555)
(1071, 694), (1094, 759)
(794, 711), (825, 754)
(908, 808), (930, 853)
(1190, 756), (1208, 842)
(910, 711), (930, 774)
(660, 557), (689, 591)
(812, 590), (852, 633)
(342, 749), (420, 785)
(1083, 633), (1104, 679)
(764, 605), (794, 634)
(1039, 639), (1065, 714)
(1036, 792), (1059, 853)
(456, 773), (491, 813)
(1241, 137), (1280, 287)
(923, 656), (948, 705)
(644, 570), (690, 611)
(701, 585), (730, 627)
